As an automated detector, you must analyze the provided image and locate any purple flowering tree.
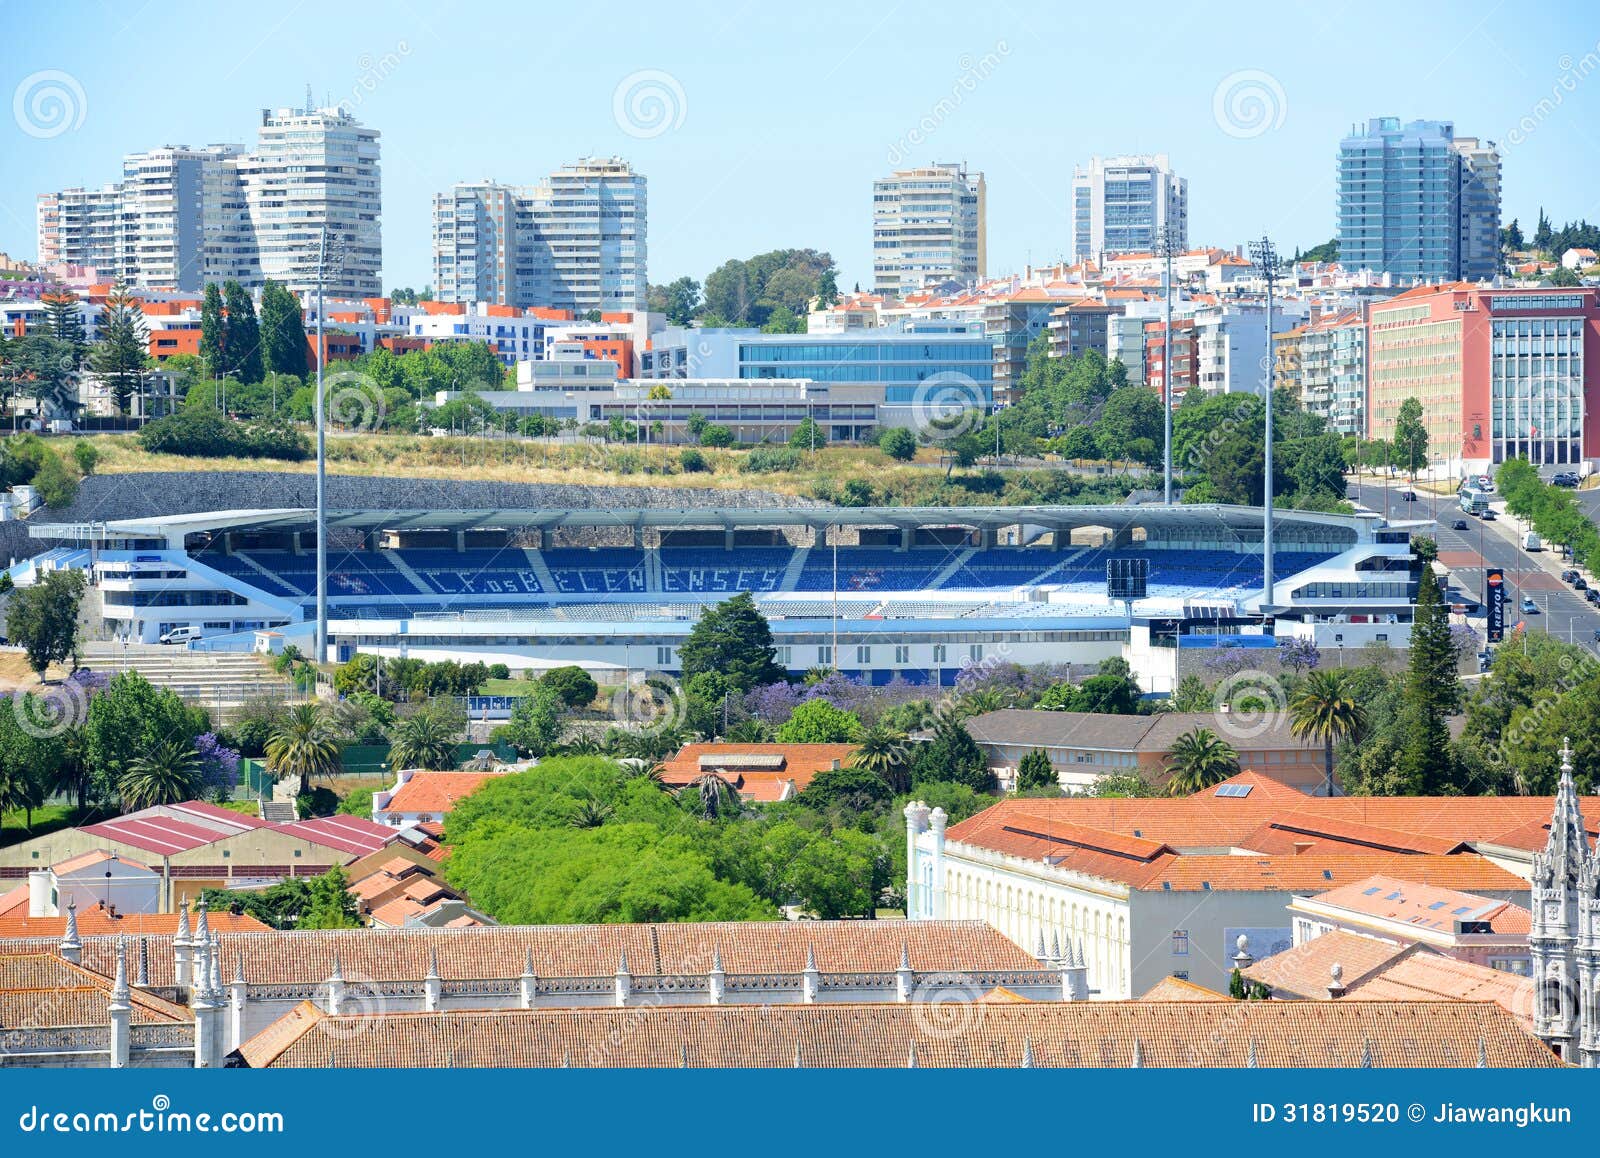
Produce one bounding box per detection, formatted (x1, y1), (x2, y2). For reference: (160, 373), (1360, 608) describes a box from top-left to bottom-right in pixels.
(193, 732), (241, 799)
(1276, 637), (1321, 674)
(1202, 642), (1254, 679)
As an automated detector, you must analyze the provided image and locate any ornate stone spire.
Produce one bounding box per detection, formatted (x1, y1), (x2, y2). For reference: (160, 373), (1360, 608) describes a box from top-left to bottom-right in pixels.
(1035, 930), (1048, 960)
(616, 948), (630, 975)
(1051, 932), (1062, 963)
(805, 943), (817, 973)
(906, 1040), (918, 1069)
(1130, 1040), (1144, 1068)
(1246, 1038), (1258, 1068)
(110, 935), (130, 1005)
(711, 945), (724, 973)
(234, 953), (246, 986)
(329, 951), (343, 983)
(193, 896), (211, 945)
(426, 947), (441, 980)
(899, 942), (911, 972)
(522, 949), (535, 978)
(60, 899), (81, 954)
(1020, 1038), (1035, 1068)
(793, 1041), (804, 1068)
(680, 1043), (689, 1069)
(1476, 1038), (1487, 1068)
(175, 900), (191, 947)
(1359, 1039), (1373, 1068)
(1542, 738), (1590, 882)
(135, 937), (149, 988)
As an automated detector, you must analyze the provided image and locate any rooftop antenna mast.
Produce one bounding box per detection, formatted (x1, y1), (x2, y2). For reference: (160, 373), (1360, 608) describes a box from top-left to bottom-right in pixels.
(1248, 235), (1283, 615)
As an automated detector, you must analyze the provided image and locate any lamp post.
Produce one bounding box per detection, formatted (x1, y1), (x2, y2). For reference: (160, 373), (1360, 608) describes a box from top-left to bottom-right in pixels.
(1248, 236), (1283, 612)
(1156, 228), (1179, 503)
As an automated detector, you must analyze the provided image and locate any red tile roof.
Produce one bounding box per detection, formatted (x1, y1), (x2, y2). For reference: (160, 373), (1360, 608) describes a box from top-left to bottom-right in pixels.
(0, 909), (269, 938)
(273, 815), (396, 857)
(657, 743), (860, 801)
(1305, 875), (1530, 936)
(381, 771), (508, 816)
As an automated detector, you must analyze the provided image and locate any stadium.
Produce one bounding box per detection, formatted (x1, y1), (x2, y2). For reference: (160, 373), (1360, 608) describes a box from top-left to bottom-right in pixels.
(28, 501), (1428, 694)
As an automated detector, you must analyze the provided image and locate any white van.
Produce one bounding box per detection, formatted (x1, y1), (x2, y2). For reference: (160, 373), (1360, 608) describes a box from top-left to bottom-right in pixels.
(158, 625), (203, 645)
(1522, 532), (1542, 551)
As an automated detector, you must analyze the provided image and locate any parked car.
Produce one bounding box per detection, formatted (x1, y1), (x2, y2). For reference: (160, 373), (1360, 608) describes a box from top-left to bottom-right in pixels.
(1401, 489), (1418, 502)
(1452, 519), (1470, 531)
(1576, 577), (1589, 592)
(1477, 650), (1493, 672)
(1563, 569), (1581, 584)
(1481, 510), (1497, 521)
(1553, 472), (1580, 488)
(1587, 588), (1600, 606)
(1521, 597), (1540, 614)
(1523, 532), (1543, 551)
(158, 625), (203, 645)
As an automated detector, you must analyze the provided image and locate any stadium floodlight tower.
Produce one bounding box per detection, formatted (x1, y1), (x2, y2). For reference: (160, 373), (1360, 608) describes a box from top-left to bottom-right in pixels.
(1248, 235), (1283, 614)
(312, 226), (344, 665)
(1155, 227), (1180, 504)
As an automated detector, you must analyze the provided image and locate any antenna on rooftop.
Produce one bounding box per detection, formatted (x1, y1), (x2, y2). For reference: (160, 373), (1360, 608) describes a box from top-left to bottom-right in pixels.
(305, 83), (314, 114)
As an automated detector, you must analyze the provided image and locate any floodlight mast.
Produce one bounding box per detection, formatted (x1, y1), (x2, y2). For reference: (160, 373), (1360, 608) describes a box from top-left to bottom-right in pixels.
(1156, 228), (1179, 504)
(1248, 235), (1282, 614)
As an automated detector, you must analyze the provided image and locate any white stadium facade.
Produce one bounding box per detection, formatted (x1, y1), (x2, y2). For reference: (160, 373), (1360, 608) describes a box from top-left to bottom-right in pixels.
(27, 503), (1428, 692)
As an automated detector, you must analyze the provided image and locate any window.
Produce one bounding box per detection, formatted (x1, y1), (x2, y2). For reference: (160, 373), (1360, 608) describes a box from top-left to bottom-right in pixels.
(1171, 930), (1190, 956)
(894, 645), (910, 664)
(655, 646), (673, 666)
(932, 644), (947, 664)
(969, 643), (984, 662)
(856, 645), (871, 665)
(1171, 970), (1189, 981)
(818, 645), (833, 666)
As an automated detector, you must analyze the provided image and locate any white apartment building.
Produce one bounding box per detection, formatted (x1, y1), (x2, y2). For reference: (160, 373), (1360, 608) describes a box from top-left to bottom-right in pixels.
(37, 102), (380, 298)
(432, 159), (647, 314)
(1194, 300), (1308, 396)
(1070, 154), (1187, 264)
(872, 163), (985, 295)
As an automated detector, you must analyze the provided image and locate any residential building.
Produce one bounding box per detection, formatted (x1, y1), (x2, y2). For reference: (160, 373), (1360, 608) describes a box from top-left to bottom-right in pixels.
(1070, 154), (1187, 264)
(1366, 282), (1600, 472)
(1337, 117), (1499, 282)
(1242, 928), (1534, 1030)
(905, 773), (1569, 997)
(1286, 874), (1530, 973)
(37, 101), (381, 298)
(1562, 247), (1598, 271)
(1275, 307), (1368, 436)
(872, 163), (985, 295)
(963, 710), (1324, 794)
(1045, 300), (1119, 364)
(655, 743), (861, 803)
(432, 159), (647, 313)
(372, 769), (511, 828)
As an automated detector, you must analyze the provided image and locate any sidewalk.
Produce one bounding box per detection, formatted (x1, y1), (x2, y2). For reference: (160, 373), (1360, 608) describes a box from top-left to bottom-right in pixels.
(1478, 498), (1592, 585)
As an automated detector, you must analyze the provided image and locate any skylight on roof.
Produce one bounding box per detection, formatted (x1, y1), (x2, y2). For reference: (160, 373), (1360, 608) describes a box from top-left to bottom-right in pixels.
(1385, 891), (1403, 900)
(1452, 906), (1472, 915)
(1428, 901), (1448, 910)
(1362, 887), (1382, 896)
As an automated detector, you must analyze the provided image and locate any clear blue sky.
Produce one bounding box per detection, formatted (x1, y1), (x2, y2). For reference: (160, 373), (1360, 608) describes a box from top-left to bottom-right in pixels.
(3, 1), (1599, 292)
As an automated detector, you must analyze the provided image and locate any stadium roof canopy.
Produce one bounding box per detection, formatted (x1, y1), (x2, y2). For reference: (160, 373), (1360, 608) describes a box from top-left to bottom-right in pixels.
(35, 504), (1415, 546)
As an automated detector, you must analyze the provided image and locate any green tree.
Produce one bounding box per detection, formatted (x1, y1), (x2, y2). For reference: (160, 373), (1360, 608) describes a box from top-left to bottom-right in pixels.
(1534, 208), (1553, 252)
(647, 276), (701, 326)
(1096, 385), (1164, 466)
(1288, 669), (1366, 797)
(222, 281), (263, 384)
(264, 702), (342, 797)
(789, 416), (827, 450)
(71, 440), (98, 476)
(1170, 673), (1212, 712)
(878, 426), (917, 461)
(540, 665), (598, 709)
(855, 724), (913, 793)
(774, 698), (862, 743)
(785, 827), (881, 919)
(1015, 748), (1057, 792)
(41, 292), (87, 367)
(1163, 727), (1239, 795)
(299, 865), (362, 929)
(258, 280), (309, 378)
(84, 671), (206, 802)
(1548, 265), (1582, 288)
(912, 712), (994, 792)
(88, 283), (148, 416)
(1393, 397), (1429, 477)
(679, 592), (784, 693)
(200, 283), (227, 379)
(119, 737), (200, 809)
(15, 335), (78, 416)
(1392, 572), (1458, 794)
(6, 568), (85, 676)
(502, 684), (564, 757)
(388, 708), (460, 771)
(1501, 219), (1524, 252)
(797, 764), (890, 812)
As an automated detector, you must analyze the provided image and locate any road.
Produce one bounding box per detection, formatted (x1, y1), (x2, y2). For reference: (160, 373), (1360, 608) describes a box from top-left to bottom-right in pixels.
(1350, 476), (1600, 661)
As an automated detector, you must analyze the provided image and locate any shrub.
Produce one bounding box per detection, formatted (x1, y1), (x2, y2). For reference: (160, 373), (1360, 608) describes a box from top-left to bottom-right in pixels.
(139, 408), (308, 461)
(679, 447), (708, 473)
(739, 446), (801, 474)
(699, 423), (734, 448)
(71, 440), (99, 476)
(487, 663), (510, 681)
(540, 665), (598, 709)
(30, 452), (78, 508)
(878, 426), (917, 461)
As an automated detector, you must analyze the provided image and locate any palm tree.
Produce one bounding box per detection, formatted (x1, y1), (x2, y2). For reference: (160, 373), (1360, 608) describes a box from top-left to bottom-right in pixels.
(120, 739), (200, 810)
(855, 724), (912, 794)
(691, 771), (739, 821)
(569, 796), (615, 828)
(1163, 727), (1240, 796)
(389, 712), (458, 771)
(265, 702), (342, 797)
(1289, 669), (1367, 797)
(619, 726), (683, 764)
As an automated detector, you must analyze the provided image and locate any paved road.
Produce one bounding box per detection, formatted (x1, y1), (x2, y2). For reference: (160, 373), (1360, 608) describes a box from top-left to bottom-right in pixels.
(1349, 475), (1600, 661)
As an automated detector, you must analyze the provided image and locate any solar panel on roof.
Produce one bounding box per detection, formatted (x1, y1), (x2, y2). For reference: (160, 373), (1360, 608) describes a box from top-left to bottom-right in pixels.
(1385, 891), (1402, 900)
(1429, 901), (1448, 910)
(1452, 906), (1472, 915)
(1362, 887), (1382, 896)
(1213, 783), (1253, 798)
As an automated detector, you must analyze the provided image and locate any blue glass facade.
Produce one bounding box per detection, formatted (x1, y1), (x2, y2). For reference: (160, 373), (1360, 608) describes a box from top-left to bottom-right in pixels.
(737, 338), (994, 393)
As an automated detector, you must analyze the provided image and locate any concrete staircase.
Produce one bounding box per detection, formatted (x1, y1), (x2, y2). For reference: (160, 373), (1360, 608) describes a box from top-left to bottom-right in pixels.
(81, 643), (302, 718)
(258, 799), (297, 822)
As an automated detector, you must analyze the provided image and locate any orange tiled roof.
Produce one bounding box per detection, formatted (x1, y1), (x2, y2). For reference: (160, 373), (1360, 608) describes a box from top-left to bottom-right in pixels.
(1304, 874), (1530, 936)
(382, 771), (507, 816)
(0, 920), (1038, 989)
(1138, 975), (1233, 1001)
(0, 909), (268, 938)
(656, 743), (859, 800)
(235, 999), (1557, 1068)
(0, 953), (189, 1026)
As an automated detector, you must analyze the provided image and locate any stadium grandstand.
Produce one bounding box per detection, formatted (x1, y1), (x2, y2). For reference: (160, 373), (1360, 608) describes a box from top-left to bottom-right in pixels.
(27, 504), (1429, 693)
